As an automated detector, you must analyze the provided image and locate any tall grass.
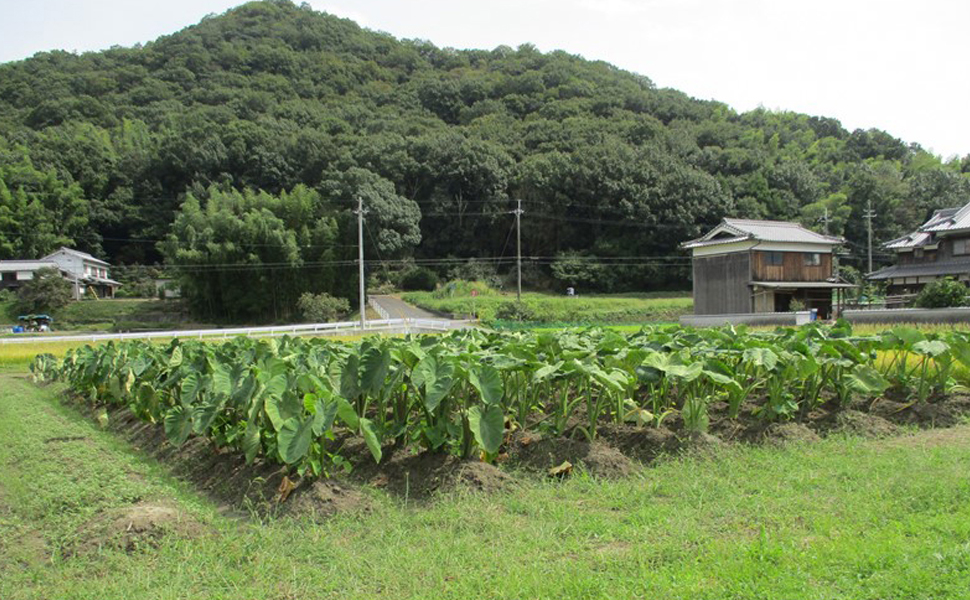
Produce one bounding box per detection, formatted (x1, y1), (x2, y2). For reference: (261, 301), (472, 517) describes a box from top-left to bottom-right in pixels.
(403, 288), (693, 323)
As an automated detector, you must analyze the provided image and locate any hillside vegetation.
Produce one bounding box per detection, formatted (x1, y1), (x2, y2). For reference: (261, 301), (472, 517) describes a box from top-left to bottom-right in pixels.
(1, 0), (968, 320)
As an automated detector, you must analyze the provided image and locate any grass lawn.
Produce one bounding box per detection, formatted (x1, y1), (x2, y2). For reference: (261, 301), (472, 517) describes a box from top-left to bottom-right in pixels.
(1, 298), (196, 334)
(3, 372), (970, 599)
(402, 289), (692, 325)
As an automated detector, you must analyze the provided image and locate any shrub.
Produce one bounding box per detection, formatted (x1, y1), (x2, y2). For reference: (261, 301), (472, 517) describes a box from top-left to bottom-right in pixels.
(446, 259), (502, 289)
(915, 278), (968, 308)
(551, 251), (606, 289)
(432, 279), (496, 300)
(115, 279), (157, 298)
(297, 292), (350, 323)
(399, 267), (439, 291)
(495, 301), (536, 322)
(17, 267), (73, 313)
(789, 299), (806, 312)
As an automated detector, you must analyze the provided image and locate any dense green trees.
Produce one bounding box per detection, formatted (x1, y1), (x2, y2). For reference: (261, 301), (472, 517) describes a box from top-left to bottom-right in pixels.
(0, 0), (967, 320)
(159, 185), (341, 321)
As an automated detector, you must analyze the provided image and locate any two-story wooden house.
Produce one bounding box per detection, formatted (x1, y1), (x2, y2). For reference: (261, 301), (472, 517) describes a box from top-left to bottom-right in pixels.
(681, 218), (853, 318)
(870, 203), (970, 296)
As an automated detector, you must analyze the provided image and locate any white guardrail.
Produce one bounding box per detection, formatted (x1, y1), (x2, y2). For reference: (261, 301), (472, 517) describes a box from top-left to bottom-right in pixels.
(0, 318), (469, 345)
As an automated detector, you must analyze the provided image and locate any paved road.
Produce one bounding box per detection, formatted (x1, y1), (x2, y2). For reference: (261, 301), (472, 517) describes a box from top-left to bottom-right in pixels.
(370, 295), (439, 319)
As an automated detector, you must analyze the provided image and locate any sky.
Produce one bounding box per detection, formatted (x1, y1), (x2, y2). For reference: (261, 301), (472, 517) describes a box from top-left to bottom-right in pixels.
(1, 0), (968, 158)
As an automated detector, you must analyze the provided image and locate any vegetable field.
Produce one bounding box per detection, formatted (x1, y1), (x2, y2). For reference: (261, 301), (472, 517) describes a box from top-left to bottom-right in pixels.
(31, 322), (970, 478)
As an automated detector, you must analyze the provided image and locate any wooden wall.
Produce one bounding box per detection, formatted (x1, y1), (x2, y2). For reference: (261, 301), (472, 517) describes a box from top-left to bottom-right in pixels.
(751, 251), (831, 281)
(692, 253), (751, 315)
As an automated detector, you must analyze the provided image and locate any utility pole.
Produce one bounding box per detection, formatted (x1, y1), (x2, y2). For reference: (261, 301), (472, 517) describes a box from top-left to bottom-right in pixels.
(864, 198), (876, 274)
(820, 206), (830, 235)
(514, 198), (524, 302)
(355, 195), (367, 330)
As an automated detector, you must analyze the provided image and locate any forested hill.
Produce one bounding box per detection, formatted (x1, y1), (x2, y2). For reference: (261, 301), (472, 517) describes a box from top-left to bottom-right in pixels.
(1, 0), (968, 319)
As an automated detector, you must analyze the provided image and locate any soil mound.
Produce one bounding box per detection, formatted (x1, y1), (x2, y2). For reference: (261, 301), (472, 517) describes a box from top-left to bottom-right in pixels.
(870, 396), (970, 429)
(597, 424), (680, 464)
(286, 480), (373, 519)
(680, 431), (726, 454)
(74, 502), (204, 555)
(351, 449), (515, 499)
(506, 432), (637, 478)
(105, 408), (290, 512)
(821, 410), (898, 438)
(758, 422), (821, 446)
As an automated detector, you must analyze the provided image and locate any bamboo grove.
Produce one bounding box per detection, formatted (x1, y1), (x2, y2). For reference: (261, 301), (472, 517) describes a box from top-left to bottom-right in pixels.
(30, 322), (970, 477)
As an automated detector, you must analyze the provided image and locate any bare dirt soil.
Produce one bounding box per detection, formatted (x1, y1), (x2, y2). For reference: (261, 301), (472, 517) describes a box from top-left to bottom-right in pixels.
(72, 501), (205, 555)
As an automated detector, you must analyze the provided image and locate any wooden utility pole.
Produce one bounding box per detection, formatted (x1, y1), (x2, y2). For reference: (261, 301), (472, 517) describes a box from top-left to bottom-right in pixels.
(514, 198), (524, 302)
(355, 195), (366, 330)
(864, 198), (876, 274)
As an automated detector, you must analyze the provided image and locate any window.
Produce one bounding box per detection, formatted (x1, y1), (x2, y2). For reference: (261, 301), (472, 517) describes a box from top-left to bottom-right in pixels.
(954, 239), (970, 256)
(804, 252), (821, 266)
(914, 248), (924, 259)
(765, 252), (784, 266)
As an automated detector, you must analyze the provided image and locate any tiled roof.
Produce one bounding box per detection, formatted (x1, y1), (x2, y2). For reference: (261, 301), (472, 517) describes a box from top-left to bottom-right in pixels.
(922, 204), (970, 232)
(882, 205), (970, 250)
(869, 259), (970, 280)
(43, 247), (110, 266)
(750, 280), (856, 289)
(681, 218), (843, 249)
(0, 260), (59, 271)
(884, 231), (934, 250)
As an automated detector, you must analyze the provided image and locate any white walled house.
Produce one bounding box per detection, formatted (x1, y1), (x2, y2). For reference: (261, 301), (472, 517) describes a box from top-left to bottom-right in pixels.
(0, 248), (121, 299)
(43, 248), (121, 299)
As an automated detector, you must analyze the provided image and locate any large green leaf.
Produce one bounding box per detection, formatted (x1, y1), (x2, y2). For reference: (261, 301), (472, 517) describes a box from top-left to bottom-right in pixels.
(893, 326), (926, 347)
(339, 354), (361, 399)
(264, 393), (303, 432)
(231, 375), (257, 411)
(163, 406), (193, 446)
(242, 421), (261, 464)
(665, 361), (703, 382)
(168, 345), (183, 368)
(311, 394), (338, 437)
(335, 397), (359, 429)
(742, 347), (778, 371)
(913, 340), (949, 358)
(360, 346), (391, 396)
(412, 355), (437, 390)
(950, 339), (970, 368)
(261, 373), (287, 400)
(533, 360), (563, 382)
(179, 372), (203, 406)
(847, 364), (890, 395)
(277, 416), (314, 464)
(424, 358), (456, 412)
(211, 364), (233, 397)
(191, 395), (226, 434)
(469, 365), (503, 405)
(468, 404), (504, 455)
(359, 417), (382, 463)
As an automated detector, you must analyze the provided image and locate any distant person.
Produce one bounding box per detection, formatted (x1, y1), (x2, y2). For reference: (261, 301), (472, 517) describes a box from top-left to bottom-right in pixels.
(566, 286), (575, 297)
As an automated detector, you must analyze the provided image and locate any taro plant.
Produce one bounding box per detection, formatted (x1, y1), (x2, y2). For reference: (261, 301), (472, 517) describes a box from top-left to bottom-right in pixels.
(32, 319), (970, 482)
